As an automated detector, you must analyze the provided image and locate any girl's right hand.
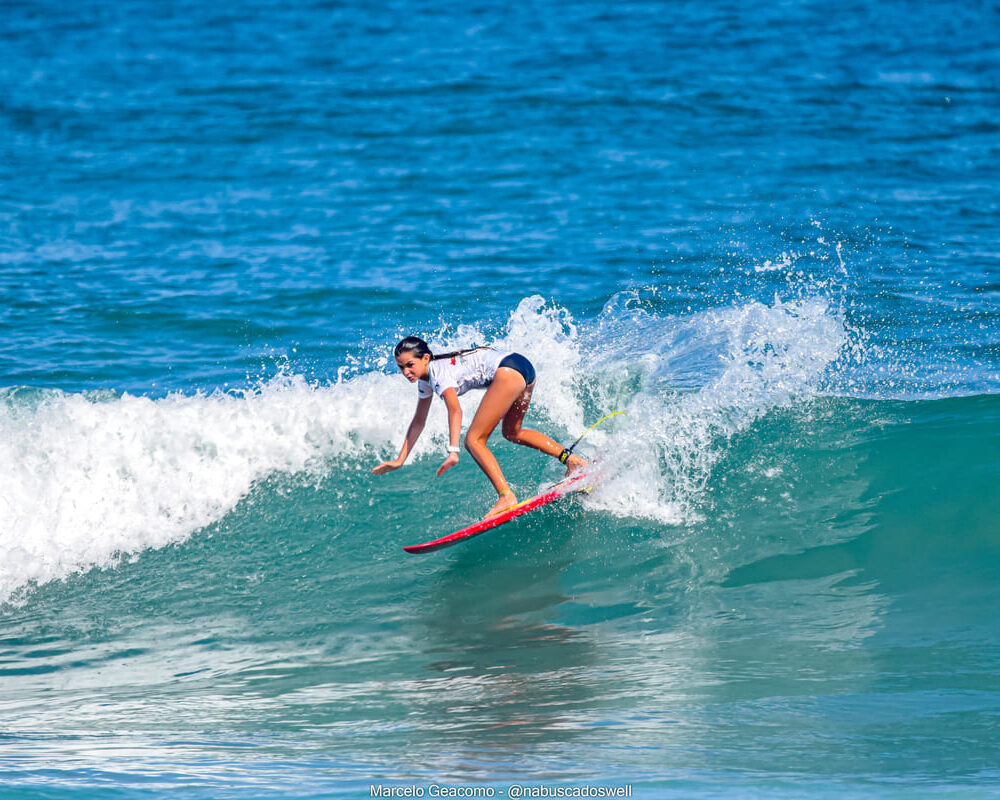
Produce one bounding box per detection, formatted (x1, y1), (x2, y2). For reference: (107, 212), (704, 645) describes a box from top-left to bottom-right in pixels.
(372, 459), (403, 475)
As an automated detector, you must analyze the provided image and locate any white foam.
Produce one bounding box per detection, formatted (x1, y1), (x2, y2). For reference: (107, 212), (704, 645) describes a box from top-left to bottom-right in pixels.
(0, 373), (419, 604)
(581, 296), (847, 523)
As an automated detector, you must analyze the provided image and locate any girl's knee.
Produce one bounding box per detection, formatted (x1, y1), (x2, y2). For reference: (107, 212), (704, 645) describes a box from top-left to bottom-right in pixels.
(502, 426), (522, 443)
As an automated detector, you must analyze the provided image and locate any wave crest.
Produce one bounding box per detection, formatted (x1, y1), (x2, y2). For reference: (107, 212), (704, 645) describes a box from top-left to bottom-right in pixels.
(0, 294), (848, 602)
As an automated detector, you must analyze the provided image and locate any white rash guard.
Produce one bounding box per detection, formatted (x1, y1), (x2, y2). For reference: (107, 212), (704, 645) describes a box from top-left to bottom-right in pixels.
(417, 348), (512, 398)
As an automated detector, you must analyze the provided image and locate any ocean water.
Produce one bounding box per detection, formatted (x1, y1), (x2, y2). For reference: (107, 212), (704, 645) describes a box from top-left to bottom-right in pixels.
(2, 0), (999, 797)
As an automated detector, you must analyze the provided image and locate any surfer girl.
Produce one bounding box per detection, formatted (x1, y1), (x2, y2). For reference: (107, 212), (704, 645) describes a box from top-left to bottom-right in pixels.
(372, 337), (586, 519)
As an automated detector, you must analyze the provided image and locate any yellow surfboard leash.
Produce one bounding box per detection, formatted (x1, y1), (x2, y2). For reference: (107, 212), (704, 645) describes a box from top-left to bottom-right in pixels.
(558, 410), (626, 463)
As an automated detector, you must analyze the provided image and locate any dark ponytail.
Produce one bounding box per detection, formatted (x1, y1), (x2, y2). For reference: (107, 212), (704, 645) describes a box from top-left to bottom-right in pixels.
(394, 336), (487, 362)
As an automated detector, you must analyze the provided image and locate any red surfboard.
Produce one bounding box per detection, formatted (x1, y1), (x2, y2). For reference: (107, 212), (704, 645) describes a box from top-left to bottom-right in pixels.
(403, 470), (594, 554)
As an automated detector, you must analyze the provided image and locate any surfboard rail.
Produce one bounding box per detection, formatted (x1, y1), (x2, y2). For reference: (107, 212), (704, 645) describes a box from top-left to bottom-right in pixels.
(403, 471), (592, 554)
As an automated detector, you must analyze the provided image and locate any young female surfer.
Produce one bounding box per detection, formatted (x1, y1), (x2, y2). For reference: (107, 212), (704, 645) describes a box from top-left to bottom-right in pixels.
(372, 337), (586, 519)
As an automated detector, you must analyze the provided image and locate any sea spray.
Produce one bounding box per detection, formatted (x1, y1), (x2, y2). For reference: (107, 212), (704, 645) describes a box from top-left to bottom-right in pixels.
(582, 297), (848, 523)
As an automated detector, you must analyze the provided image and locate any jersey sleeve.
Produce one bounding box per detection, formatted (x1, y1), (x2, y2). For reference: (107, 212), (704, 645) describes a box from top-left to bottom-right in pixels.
(431, 374), (458, 396)
(417, 379), (433, 399)
(425, 361), (460, 397)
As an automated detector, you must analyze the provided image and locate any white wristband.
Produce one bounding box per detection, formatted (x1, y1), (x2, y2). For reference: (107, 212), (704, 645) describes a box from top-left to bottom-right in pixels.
(447, 445), (460, 454)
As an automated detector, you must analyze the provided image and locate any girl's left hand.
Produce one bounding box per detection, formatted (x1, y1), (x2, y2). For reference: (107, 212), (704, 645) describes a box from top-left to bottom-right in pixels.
(436, 452), (459, 476)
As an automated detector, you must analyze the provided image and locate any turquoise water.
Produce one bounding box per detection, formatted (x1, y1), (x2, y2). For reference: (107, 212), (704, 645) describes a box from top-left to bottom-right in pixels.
(2, 0), (999, 797)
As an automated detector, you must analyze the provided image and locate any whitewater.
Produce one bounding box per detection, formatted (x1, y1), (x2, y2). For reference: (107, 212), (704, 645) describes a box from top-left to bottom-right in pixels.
(2, 294), (849, 604)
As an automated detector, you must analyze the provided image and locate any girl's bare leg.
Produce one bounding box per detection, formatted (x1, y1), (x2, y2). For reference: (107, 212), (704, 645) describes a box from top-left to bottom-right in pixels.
(465, 367), (528, 518)
(466, 367), (589, 519)
(501, 383), (587, 476)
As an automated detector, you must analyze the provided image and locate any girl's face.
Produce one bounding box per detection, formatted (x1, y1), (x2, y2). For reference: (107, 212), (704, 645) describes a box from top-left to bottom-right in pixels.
(396, 350), (431, 382)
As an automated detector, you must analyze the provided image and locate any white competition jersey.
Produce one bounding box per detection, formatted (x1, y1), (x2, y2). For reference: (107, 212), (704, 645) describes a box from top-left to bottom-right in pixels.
(417, 348), (511, 398)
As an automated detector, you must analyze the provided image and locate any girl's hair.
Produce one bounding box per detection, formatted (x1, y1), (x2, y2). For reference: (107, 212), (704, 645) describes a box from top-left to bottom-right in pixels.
(394, 336), (433, 360)
(394, 336), (486, 362)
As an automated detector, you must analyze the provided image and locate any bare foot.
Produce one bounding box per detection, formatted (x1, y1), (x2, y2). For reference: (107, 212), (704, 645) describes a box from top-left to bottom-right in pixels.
(484, 491), (518, 520)
(564, 454), (588, 477)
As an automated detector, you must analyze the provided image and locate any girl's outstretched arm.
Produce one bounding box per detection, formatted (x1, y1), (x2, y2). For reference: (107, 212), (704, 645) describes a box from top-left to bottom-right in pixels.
(373, 395), (432, 475)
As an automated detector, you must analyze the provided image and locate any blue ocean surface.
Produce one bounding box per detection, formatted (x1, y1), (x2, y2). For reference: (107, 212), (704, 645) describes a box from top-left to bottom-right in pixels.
(2, 0), (999, 797)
